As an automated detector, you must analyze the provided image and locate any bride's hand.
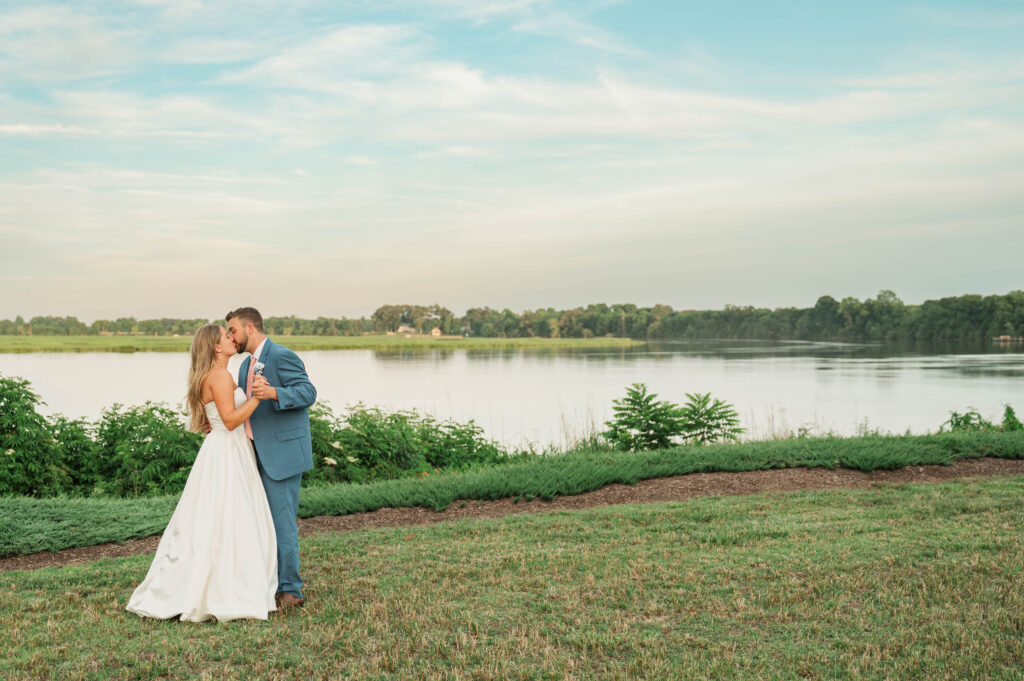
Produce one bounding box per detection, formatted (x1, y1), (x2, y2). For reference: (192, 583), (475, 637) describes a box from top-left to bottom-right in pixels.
(251, 376), (277, 401)
(251, 376), (267, 401)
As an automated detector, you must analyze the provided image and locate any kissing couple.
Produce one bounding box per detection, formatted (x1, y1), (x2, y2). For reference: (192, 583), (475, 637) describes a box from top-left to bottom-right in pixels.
(126, 307), (317, 622)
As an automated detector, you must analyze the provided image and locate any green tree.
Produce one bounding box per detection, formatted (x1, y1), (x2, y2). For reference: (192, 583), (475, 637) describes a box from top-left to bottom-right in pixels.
(602, 383), (685, 452)
(678, 393), (744, 445)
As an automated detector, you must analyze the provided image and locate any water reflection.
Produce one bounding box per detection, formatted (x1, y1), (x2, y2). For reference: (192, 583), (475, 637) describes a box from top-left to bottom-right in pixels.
(372, 349), (457, 362)
(377, 338), (1022, 362)
(646, 339), (1011, 359)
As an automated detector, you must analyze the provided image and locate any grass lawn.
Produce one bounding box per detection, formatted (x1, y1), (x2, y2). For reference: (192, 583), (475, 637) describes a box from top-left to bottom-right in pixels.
(3, 476), (1022, 680)
(0, 334), (644, 353)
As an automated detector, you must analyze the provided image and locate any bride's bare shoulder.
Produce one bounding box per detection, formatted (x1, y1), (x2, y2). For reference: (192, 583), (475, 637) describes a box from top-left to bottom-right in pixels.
(204, 367), (234, 391)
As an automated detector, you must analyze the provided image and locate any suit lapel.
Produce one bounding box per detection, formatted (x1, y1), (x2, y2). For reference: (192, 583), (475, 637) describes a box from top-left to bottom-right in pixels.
(261, 338), (275, 371)
(240, 355), (251, 391)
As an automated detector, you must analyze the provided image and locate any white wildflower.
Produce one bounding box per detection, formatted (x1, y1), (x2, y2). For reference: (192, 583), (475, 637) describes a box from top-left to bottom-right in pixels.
(346, 456), (358, 464)
(330, 441), (343, 450)
(4, 449), (13, 456)
(323, 456), (338, 466)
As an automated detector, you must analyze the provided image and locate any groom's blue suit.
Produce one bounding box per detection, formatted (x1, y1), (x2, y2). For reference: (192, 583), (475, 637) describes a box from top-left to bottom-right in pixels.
(239, 338), (316, 599)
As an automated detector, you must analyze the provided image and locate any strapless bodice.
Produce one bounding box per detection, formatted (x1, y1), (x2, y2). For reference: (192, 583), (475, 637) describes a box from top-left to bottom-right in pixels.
(204, 387), (246, 431)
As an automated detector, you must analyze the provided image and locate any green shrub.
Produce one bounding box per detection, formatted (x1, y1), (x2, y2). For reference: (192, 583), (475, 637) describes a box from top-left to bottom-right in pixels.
(418, 416), (507, 470)
(92, 403), (203, 497)
(307, 403), (369, 485)
(50, 415), (97, 493)
(0, 373), (66, 497)
(335, 403), (428, 478)
(1001, 405), (1023, 432)
(679, 392), (744, 445)
(944, 409), (995, 432)
(309, 402), (511, 482)
(602, 383), (743, 451)
(602, 383), (685, 451)
(2, 370), (518, 498)
(941, 405), (1024, 434)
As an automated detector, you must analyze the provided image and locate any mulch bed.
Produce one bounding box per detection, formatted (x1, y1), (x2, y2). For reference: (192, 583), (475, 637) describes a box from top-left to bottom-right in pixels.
(4, 457), (1023, 573)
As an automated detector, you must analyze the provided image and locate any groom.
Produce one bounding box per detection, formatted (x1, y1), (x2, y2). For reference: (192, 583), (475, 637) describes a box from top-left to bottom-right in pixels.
(226, 307), (317, 610)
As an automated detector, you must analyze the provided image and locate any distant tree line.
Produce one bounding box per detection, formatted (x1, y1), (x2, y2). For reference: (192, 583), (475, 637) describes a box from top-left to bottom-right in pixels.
(3, 290), (1023, 342)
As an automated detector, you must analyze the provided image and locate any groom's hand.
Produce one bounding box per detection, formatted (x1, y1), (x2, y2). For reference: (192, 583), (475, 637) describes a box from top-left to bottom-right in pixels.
(251, 376), (277, 401)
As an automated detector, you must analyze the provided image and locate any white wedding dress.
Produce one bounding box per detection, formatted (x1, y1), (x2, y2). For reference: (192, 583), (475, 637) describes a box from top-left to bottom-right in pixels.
(126, 388), (278, 622)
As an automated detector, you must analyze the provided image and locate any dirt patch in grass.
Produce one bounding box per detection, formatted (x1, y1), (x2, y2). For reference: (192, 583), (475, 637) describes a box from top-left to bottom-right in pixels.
(4, 457), (1023, 573)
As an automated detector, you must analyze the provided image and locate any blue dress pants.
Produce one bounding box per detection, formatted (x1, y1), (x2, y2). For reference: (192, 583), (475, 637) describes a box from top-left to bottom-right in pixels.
(256, 454), (304, 599)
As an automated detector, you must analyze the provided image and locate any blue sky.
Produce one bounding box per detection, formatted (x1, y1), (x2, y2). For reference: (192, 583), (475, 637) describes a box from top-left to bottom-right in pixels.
(1, 0), (1023, 321)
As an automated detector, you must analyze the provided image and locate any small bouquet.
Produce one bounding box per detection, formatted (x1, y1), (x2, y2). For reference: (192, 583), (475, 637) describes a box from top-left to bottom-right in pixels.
(253, 361), (265, 378)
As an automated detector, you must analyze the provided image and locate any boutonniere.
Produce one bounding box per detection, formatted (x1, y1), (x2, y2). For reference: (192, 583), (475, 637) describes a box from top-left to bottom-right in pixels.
(253, 361), (265, 377)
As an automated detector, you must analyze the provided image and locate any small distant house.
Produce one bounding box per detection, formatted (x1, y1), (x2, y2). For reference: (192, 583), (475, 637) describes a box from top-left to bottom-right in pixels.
(430, 327), (442, 337)
(396, 324), (416, 335)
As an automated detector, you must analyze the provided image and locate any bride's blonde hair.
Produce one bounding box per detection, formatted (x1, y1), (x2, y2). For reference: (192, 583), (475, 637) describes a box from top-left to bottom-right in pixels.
(186, 324), (225, 432)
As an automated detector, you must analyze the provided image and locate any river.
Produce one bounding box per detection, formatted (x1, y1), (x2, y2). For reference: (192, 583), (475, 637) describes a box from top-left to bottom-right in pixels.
(2, 340), (1022, 449)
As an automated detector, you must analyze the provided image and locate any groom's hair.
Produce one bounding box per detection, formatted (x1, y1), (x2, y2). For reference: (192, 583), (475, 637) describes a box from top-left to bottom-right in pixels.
(225, 307), (264, 333)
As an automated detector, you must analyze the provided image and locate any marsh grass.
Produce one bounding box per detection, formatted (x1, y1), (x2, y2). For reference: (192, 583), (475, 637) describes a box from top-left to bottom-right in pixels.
(3, 430), (1023, 558)
(2, 477), (1022, 680)
(0, 335), (643, 353)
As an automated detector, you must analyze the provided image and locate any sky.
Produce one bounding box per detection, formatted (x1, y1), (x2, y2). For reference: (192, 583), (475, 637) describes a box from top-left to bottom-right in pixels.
(1, 0), (1023, 322)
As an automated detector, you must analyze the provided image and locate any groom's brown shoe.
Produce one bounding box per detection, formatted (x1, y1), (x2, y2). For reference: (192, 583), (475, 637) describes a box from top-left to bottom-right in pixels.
(278, 593), (305, 610)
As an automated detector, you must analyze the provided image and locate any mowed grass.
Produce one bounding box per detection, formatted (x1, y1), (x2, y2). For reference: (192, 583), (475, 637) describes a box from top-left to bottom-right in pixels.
(3, 477), (1022, 681)
(0, 334), (644, 353)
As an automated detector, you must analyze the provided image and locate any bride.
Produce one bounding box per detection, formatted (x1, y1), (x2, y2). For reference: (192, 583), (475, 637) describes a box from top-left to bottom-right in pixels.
(126, 324), (278, 622)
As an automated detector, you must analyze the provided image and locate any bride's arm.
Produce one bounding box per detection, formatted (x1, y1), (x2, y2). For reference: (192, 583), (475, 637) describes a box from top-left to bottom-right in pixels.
(208, 369), (261, 431)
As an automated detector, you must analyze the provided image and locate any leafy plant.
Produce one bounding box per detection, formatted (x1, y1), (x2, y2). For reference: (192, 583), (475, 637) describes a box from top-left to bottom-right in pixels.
(335, 403), (427, 477)
(92, 403), (203, 497)
(602, 383), (744, 451)
(1001, 405), (1023, 432)
(418, 416), (506, 470)
(307, 403), (368, 485)
(602, 383), (685, 451)
(306, 402), (512, 485)
(0, 373), (66, 496)
(943, 409), (994, 433)
(679, 392), (744, 445)
(49, 415), (97, 493)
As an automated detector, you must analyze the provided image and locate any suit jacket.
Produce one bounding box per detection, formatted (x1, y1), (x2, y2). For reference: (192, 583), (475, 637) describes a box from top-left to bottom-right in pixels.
(238, 338), (317, 480)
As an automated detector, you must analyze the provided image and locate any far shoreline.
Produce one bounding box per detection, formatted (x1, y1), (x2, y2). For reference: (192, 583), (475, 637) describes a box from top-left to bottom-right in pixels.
(0, 334), (646, 353)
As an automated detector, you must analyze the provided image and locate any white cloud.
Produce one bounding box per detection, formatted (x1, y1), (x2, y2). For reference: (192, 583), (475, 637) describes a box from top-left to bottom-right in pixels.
(511, 10), (640, 55)
(413, 145), (486, 158)
(0, 123), (99, 137)
(381, 0), (638, 53)
(220, 24), (424, 88)
(0, 6), (141, 81)
(160, 37), (272, 64)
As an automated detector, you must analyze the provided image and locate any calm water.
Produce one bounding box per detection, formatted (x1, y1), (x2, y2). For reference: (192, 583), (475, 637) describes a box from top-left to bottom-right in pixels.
(2, 340), (1023, 448)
